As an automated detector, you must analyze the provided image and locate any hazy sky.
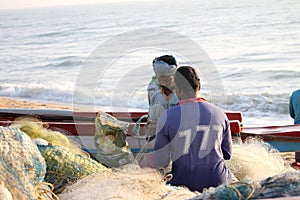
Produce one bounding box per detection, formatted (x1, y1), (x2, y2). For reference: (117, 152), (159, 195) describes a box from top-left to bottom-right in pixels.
(0, 0), (149, 9)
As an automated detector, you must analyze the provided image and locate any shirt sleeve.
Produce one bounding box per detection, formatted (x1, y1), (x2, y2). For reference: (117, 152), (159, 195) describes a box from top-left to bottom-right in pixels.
(147, 77), (160, 105)
(148, 92), (166, 122)
(221, 119), (232, 160)
(154, 112), (171, 168)
(290, 94), (295, 119)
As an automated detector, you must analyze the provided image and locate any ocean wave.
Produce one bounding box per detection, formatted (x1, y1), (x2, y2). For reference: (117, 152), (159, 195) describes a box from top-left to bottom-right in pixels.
(0, 83), (73, 104)
(261, 70), (300, 80)
(24, 59), (83, 71)
(221, 69), (300, 83)
(0, 82), (293, 118)
(22, 29), (74, 42)
(34, 30), (69, 38)
(221, 92), (290, 116)
(43, 60), (83, 69)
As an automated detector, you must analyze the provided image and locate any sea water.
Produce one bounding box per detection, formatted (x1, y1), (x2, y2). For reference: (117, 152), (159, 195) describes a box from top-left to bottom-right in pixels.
(0, 0), (299, 126)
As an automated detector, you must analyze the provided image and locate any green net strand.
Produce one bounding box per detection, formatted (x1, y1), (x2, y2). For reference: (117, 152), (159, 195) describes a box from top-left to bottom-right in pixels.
(37, 144), (108, 194)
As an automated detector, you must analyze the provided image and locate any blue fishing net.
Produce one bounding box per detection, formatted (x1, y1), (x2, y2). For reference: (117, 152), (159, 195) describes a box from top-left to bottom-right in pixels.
(0, 126), (46, 199)
(190, 171), (300, 200)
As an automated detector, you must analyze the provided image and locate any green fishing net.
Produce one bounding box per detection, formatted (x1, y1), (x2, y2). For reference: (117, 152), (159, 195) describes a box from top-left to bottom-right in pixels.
(38, 144), (108, 194)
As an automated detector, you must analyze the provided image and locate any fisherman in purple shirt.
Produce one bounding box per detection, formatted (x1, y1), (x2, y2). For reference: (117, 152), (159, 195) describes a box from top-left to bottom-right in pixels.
(154, 66), (233, 192)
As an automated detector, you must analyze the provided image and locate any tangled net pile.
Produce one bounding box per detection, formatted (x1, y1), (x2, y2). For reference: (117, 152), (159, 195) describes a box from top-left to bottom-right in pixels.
(11, 116), (85, 156)
(190, 170), (300, 199)
(10, 117), (109, 194)
(58, 164), (198, 200)
(1, 115), (299, 200)
(38, 145), (108, 193)
(57, 137), (297, 200)
(0, 126), (50, 199)
(226, 137), (294, 181)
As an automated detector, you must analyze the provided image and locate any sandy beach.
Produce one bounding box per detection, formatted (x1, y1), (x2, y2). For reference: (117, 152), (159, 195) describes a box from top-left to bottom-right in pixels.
(0, 97), (72, 110)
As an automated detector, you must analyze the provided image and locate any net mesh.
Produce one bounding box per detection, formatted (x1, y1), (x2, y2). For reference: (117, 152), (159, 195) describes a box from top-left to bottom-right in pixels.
(58, 164), (198, 200)
(11, 116), (85, 156)
(226, 138), (293, 181)
(0, 181), (13, 200)
(190, 171), (300, 200)
(0, 126), (46, 200)
(6, 116), (113, 197)
(2, 117), (298, 199)
(37, 144), (109, 194)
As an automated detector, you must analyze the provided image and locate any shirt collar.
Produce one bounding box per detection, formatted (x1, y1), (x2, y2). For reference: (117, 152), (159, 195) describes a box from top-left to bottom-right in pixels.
(178, 97), (206, 105)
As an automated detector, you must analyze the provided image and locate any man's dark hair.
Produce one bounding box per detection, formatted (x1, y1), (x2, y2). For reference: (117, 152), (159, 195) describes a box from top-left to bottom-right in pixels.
(153, 55), (177, 66)
(174, 66), (201, 92)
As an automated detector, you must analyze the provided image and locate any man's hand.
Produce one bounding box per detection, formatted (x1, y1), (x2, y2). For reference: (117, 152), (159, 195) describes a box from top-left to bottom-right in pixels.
(139, 153), (156, 168)
(145, 121), (157, 142)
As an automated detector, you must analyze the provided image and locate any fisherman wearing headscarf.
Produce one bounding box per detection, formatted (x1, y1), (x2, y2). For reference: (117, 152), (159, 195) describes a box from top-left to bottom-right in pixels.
(146, 55), (179, 141)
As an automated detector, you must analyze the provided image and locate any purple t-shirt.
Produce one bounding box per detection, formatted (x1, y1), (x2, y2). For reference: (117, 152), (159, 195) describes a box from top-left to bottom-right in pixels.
(154, 98), (233, 192)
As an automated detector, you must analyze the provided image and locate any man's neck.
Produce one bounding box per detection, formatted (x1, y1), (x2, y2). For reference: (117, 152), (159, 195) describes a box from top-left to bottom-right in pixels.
(180, 92), (198, 100)
(178, 96), (206, 105)
(161, 86), (174, 96)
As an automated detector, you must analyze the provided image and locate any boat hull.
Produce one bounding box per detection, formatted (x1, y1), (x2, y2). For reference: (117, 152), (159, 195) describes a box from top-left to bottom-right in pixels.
(1, 108), (300, 153)
(240, 125), (300, 152)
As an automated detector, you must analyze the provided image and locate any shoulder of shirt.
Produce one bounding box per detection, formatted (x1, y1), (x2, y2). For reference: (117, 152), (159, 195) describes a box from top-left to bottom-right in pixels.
(149, 90), (162, 105)
(180, 100), (225, 114)
(152, 90), (159, 96)
(291, 90), (300, 98)
(203, 101), (226, 115)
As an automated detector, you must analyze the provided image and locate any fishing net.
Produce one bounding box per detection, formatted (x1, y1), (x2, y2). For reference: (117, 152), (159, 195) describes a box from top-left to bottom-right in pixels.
(58, 164), (198, 200)
(11, 116), (85, 156)
(37, 144), (109, 194)
(189, 138), (299, 200)
(0, 180), (13, 200)
(226, 137), (293, 181)
(56, 134), (297, 199)
(0, 126), (47, 200)
(94, 111), (134, 168)
(255, 170), (300, 198)
(190, 170), (300, 199)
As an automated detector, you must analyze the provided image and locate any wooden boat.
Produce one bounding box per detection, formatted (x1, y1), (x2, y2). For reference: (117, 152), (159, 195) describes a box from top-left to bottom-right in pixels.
(0, 108), (300, 154)
(0, 108), (242, 155)
(240, 125), (300, 152)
